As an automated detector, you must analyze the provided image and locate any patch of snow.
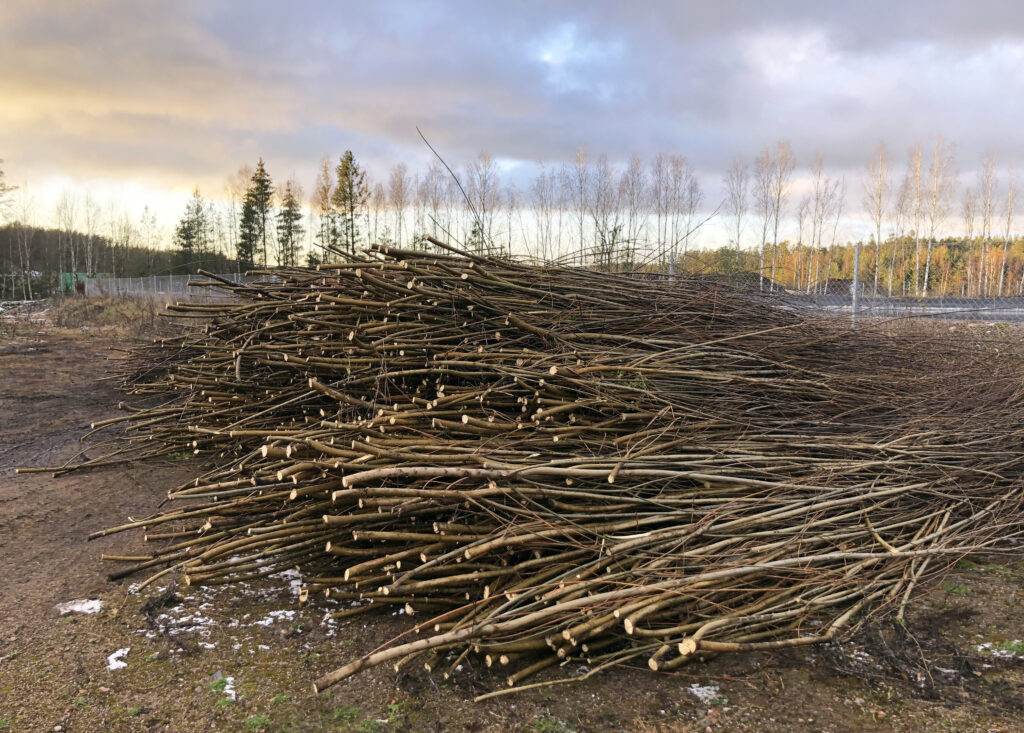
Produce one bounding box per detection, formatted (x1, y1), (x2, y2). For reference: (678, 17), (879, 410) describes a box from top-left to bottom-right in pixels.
(688, 683), (720, 703)
(254, 609), (295, 626)
(978, 641), (1024, 659)
(275, 568), (304, 596)
(223, 676), (236, 700)
(107, 647), (130, 670)
(56, 599), (103, 615)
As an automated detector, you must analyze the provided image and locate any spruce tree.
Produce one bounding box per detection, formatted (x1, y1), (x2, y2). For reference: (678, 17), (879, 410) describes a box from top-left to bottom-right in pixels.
(174, 188), (210, 271)
(241, 158), (273, 266)
(332, 150), (369, 253)
(276, 181), (304, 267)
(237, 197), (258, 270)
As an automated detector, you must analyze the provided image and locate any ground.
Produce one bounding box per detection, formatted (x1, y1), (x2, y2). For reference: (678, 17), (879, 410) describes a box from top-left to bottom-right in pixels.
(2, 307), (1024, 732)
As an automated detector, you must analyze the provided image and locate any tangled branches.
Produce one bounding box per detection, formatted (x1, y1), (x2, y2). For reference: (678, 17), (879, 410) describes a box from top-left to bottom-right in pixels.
(29, 241), (1024, 698)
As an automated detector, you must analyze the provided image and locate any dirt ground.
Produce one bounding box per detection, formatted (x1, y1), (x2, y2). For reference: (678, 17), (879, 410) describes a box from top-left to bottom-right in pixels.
(2, 311), (1024, 732)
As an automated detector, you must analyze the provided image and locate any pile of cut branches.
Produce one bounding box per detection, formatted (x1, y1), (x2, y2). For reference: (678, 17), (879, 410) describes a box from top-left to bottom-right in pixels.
(31, 241), (1024, 698)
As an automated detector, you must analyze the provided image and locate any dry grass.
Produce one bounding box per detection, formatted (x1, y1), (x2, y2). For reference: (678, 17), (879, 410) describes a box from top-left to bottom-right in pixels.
(44, 296), (181, 339)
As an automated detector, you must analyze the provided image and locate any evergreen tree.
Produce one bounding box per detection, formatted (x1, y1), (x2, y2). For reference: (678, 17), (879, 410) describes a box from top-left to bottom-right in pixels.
(276, 181), (304, 267)
(306, 248), (323, 268)
(465, 220), (486, 252)
(332, 150), (369, 253)
(174, 188), (211, 271)
(237, 197), (258, 270)
(239, 158), (273, 266)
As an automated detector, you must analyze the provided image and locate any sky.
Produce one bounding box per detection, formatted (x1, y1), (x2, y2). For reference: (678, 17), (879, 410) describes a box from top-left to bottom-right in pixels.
(3, 0), (1024, 239)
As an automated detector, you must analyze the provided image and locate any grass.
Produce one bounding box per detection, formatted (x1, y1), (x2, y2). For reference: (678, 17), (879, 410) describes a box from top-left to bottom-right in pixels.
(999, 640), (1024, 655)
(245, 714), (271, 730)
(332, 705), (362, 721)
(532, 715), (575, 733)
(271, 694), (291, 705)
(940, 582), (971, 596)
(955, 558), (1018, 577)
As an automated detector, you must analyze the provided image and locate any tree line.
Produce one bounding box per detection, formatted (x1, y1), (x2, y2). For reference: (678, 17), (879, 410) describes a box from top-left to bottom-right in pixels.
(3, 140), (1024, 300)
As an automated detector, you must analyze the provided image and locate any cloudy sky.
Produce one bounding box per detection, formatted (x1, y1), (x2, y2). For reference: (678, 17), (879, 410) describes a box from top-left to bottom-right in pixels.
(2, 0), (1024, 230)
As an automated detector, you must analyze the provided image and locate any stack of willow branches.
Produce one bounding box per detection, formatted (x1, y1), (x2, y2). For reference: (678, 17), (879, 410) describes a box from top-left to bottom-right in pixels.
(37, 241), (1024, 698)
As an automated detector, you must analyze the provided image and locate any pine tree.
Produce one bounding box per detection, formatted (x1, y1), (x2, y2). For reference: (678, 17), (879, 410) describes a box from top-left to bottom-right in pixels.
(276, 181), (304, 267)
(332, 150), (369, 253)
(239, 158), (273, 266)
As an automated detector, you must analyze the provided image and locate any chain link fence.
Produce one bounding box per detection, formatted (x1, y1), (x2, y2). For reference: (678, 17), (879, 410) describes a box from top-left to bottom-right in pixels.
(82, 273), (252, 300)
(789, 293), (1024, 323)
(78, 270), (1024, 324)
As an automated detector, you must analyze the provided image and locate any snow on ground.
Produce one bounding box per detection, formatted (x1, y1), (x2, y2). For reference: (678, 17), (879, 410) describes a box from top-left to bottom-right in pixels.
(55, 599), (102, 615)
(978, 641), (1024, 659)
(688, 683), (720, 703)
(106, 647), (130, 670)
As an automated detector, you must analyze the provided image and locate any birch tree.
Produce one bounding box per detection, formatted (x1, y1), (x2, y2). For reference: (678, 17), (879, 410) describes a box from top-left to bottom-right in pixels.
(922, 137), (956, 297)
(56, 191), (78, 283)
(681, 161), (703, 266)
(466, 152), (499, 250)
(531, 165), (558, 261)
(566, 145), (590, 257)
(311, 157), (335, 257)
(724, 155), (748, 273)
(591, 154), (620, 267)
(768, 141), (795, 289)
(1000, 164), (1015, 296)
(421, 160), (447, 243)
(619, 154), (647, 268)
(796, 196), (809, 288)
(891, 174), (912, 296)
(961, 187), (977, 296)
(752, 149), (773, 287)
(12, 189), (34, 299)
(906, 143), (924, 295)
(978, 149), (998, 295)
(388, 163), (410, 247)
(862, 143), (890, 295)
(650, 153), (670, 266)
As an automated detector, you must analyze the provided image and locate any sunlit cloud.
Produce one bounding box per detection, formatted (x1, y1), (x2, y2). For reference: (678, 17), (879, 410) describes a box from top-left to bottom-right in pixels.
(2, 0), (1024, 238)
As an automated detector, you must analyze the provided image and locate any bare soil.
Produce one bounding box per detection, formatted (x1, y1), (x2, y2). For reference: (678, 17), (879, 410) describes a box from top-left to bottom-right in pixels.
(2, 324), (1024, 732)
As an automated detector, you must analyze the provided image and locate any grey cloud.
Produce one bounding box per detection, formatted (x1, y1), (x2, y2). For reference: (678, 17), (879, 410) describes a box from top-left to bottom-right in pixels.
(3, 0), (1024, 206)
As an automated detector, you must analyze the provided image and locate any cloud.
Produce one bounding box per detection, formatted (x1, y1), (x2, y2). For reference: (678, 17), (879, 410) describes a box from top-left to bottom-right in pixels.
(3, 0), (1024, 226)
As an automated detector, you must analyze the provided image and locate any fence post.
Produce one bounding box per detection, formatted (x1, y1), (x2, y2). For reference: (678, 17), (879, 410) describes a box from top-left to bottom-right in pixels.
(851, 241), (861, 328)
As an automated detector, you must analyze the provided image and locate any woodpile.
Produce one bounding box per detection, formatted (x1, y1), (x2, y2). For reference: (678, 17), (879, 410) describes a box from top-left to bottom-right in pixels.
(31, 240), (1024, 698)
